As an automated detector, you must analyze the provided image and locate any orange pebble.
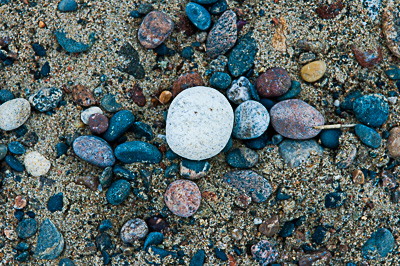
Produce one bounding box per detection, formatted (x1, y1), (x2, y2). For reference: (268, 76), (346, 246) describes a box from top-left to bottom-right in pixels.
(39, 21), (46, 28)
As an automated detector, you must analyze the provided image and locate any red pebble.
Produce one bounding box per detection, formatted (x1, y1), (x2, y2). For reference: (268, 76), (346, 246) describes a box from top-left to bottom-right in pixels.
(164, 180), (201, 217)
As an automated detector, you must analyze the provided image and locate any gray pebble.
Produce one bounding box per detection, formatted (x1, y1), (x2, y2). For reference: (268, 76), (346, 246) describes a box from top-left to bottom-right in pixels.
(226, 147), (259, 168)
(17, 218), (37, 239)
(100, 94), (122, 113)
(279, 139), (323, 168)
(233, 100), (270, 139)
(0, 144), (7, 160)
(34, 219), (64, 260)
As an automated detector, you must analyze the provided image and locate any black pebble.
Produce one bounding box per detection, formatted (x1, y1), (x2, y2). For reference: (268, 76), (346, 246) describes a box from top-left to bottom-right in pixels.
(56, 143), (68, 158)
(47, 193), (63, 213)
(14, 210), (24, 221)
(312, 226), (327, 244)
(279, 221), (295, 237)
(41, 61), (50, 77)
(32, 43), (46, 57)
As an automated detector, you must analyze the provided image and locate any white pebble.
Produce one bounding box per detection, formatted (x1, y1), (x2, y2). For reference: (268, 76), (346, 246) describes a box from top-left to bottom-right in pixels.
(388, 97), (397, 105)
(24, 151), (51, 177)
(333, 99), (340, 107)
(254, 218), (263, 225)
(0, 98), (31, 131)
(81, 106), (103, 124)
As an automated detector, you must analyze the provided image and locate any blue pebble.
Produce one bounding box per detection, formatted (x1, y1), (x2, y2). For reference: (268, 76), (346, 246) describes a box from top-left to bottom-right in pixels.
(181, 46), (194, 59)
(166, 150), (180, 160)
(325, 191), (346, 208)
(146, 246), (177, 260)
(15, 242), (30, 251)
(355, 124), (381, 149)
(114, 141), (162, 164)
(101, 250), (111, 265)
(130, 10), (141, 18)
(41, 61), (50, 77)
(186, 2), (211, 30)
(32, 43), (46, 57)
(320, 129), (342, 149)
(55, 30), (94, 53)
(353, 94), (389, 127)
(259, 98), (275, 111)
(58, 0), (77, 12)
(209, 72), (231, 90)
(228, 32), (258, 77)
(56, 143), (68, 158)
(279, 221), (295, 237)
(362, 228), (395, 260)
(192, 0), (218, 4)
(312, 225), (327, 244)
(0, 89), (14, 104)
(15, 251), (29, 262)
(8, 141), (25, 155)
(106, 179), (131, 205)
(103, 110), (135, 142)
(59, 258), (76, 266)
(132, 121), (153, 140)
(340, 90), (362, 111)
(275, 80), (302, 101)
(16, 218), (38, 239)
(99, 220), (112, 232)
(385, 65), (400, 80)
(47, 193), (63, 213)
(26, 211), (35, 218)
(214, 248), (228, 261)
(165, 163), (179, 178)
(154, 44), (169, 56)
(5, 155), (24, 172)
(14, 210), (24, 221)
(210, 0), (227, 15)
(189, 249), (205, 266)
(243, 132), (269, 150)
(113, 165), (136, 180)
(271, 134), (283, 145)
(143, 232), (164, 251)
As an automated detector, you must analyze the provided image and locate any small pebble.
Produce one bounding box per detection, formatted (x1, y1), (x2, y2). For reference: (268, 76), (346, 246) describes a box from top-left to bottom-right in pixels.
(115, 141), (161, 164)
(88, 113), (109, 134)
(80, 106), (103, 124)
(298, 52), (316, 64)
(138, 11), (174, 49)
(172, 71), (205, 97)
(227, 76), (255, 104)
(96, 232), (112, 251)
(256, 67), (291, 97)
(103, 110), (135, 142)
(34, 219), (64, 260)
(180, 159), (211, 180)
(100, 167), (113, 188)
(232, 100), (269, 139)
(228, 32), (257, 77)
(120, 218), (148, 243)
(58, 0), (77, 12)
(320, 129), (342, 149)
(24, 151), (51, 177)
(312, 225), (327, 244)
(164, 180), (201, 217)
(8, 141), (25, 155)
(137, 3), (153, 15)
(226, 147), (259, 168)
(72, 84), (95, 107)
(145, 214), (170, 233)
(214, 248), (228, 261)
(387, 127), (400, 159)
(209, 72), (231, 90)
(14, 195), (27, 209)
(100, 94), (122, 113)
(55, 143), (68, 158)
(73, 136), (115, 167)
(279, 139), (323, 168)
(113, 165), (136, 180)
(41, 62), (50, 77)
(325, 191), (347, 208)
(32, 43), (46, 57)
(190, 249), (205, 266)
(75, 176), (100, 191)
(0, 98), (31, 131)
(300, 61), (327, 82)
(210, 0), (227, 14)
(362, 228), (395, 260)
(243, 132), (269, 150)
(17, 218), (37, 239)
(99, 220), (112, 232)
(207, 55), (228, 74)
(106, 179), (131, 205)
(186, 3), (211, 31)
(165, 163), (179, 178)
(0, 144), (7, 160)
(278, 221), (295, 237)
(47, 193), (63, 213)
(251, 240), (279, 265)
(29, 87), (63, 112)
(55, 30), (93, 53)
(159, 91), (172, 104)
(132, 121), (153, 140)
(143, 232), (164, 250)
(354, 124), (381, 149)
(259, 215), (279, 237)
(59, 258), (75, 266)
(353, 94), (389, 128)
(5, 155), (24, 172)
(15, 251), (29, 262)
(271, 134), (283, 145)
(385, 65), (400, 80)
(15, 242), (30, 251)
(235, 193), (252, 209)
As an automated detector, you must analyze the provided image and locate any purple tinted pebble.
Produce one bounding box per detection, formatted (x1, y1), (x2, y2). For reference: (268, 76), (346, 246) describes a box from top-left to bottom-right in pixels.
(164, 180), (201, 217)
(120, 218), (148, 244)
(88, 113), (109, 134)
(73, 136), (115, 167)
(251, 240), (279, 265)
(138, 11), (174, 49)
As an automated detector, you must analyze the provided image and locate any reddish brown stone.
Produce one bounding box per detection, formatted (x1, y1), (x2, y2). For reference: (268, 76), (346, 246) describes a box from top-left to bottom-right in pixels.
(234, 193), (251, 209)
(164, 180), (201, 217)
(145, 214), (170, 233)
(14, 195), (27, 209)
(259, 215), (279, 237)
(352, 45), (382, 68)
(176, 14), (197, 36)
(88, 113), (109, 134)
(298, 250), (332, 266)
(256, 67), (291, 97)
(316, 0), (344, 19)
(73, 84), (95, 107)
(172, 71), (204, 97)
(138, 11), (174, 49)
(75, 176), (100, 191)
(130, 84), (146, 107)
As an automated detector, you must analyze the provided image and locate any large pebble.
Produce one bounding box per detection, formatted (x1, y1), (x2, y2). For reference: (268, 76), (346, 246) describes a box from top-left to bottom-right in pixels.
(24, 151), (51, 177)
(73, 136), (115, 167)
(387, 127), (400, 159)
(228, 32), (257, 77)
(138, 11), (174, 49)
(0, 98), (30, 131)
(114, 141), (161, 164)
(17, 218), (37, 239)
(226, 147), (259, 168)
(270, 99), (324, 139)
(102, 110), (135, 142)
(166, 86), (233, 160)
(251, 240), (279, 265)
(81, 106), (103, 124)
(232, 100), (269, 139)
(300, 61), (326, 82)
(256, 67), (291, 97)
(164, 180), (201, 217)
(29, 87), (63, 112)
(222, 170), (272, 203)
(383, 2), (400, 58)
(106, 179), (131, 205)
(353, 94), (389, 128)
(279, 139), (323, 168)
(120, 218), (148, 243)
(34, 219), (64, 260)
(206, 10), (237, 58)
(354, 124), (381, 149)
(186, 3), (211, 30)
(362, 228), (395, 260)
(180, 159), (210, 180)
(172, 71), (204, 97)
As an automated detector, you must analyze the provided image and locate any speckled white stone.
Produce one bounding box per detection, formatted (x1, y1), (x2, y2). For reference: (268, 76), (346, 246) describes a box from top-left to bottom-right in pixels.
(24, 151), (51, 177)
(80, 106), (103, 124)
(0, 98), (31, 131)
(166, 86), (234, 160)
(233, 100), (270, 139)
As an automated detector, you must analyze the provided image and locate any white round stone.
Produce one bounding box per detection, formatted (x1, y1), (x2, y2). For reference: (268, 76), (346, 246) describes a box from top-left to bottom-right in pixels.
(233, 100), (270, 139)
(81, 106), (103, 124)
(24, 151), (51, 177)
(0, 98), (31, 131)
(166, 86), (234, 160)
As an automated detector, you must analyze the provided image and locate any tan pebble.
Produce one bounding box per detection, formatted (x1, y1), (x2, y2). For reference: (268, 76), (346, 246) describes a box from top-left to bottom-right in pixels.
(39, 21), (45, 28)
(14, 195), (27, 209)
(159, 91), (172, 104)
(300, 60), (326, 82)
(351, 169), (364, 184)
(387, 127), (400, 159)
(4, 229), (17, 240)
(231, 228), (242, 241)
(24, 151), (51, 177)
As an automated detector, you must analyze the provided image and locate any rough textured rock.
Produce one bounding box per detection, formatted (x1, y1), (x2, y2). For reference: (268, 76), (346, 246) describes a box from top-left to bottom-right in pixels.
(251, 240), (279, 265)
(228, 32), (258, 77)
(29, 87), (63, 112)
(138, 11), (174, 49)
(73, 136), (115, 167)
(34, 219), (64, 260)
(279, 139), (324, 167)
(24, 151), (51, 177)
(72, 84), (95, 107)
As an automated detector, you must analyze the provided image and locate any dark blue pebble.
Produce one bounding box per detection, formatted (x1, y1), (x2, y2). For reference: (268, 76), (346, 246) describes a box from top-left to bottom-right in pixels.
(41, 61), (50, 77)
(99, 220), (112, 232)
(59, 258), (76, 266)
(15, 242), (29, 251)
(154, 44), (169, 56)
(56, 143), (69, 158)
(137, 3), (154, 15)
(113, 165), (136, 180)
(382, 130), (390, 139)
(26, 211), (35, 218)
(276, 187), (291, 201)
(165, 163), (179, 178)
(271, 134), (283, 145)
(14, 125), (28, 138)
(355, 124), (381, 149)
(166, 149), (180, 160)
(145, 246), (177, 262)
(362, 228), (395, 260)
(228, 32), (258, 77)
(275, 80), (302, 101)
(320, 129), (341, 149)
(5, 155), (24, 172)
(192, 0), (218, 4)
(114, 141), (162, 164)
(96, 233), (112, 251)
(15, 251), (29, 262)
(100, 94), (122, 113)
(55, 30), (94, 53)
(14, 210), (24, 221)
(340, 90), (362, 111)
(226, 147), (258, 168)
(259, 98), (275, 111)
(47, 193), (64, 213)
(130, 10), (141, 18)
(312, 226), (327, 244)
(222, 137), (233, 153)
(186, 2), (211, 30)
(143, 232), (164, 251)
(16, 218), (38, 239)
(103, 110), (135, 142)
(278, 221), (295, 237)
(385, 65), (400, 80)
(210, 72), (231, 90)
(32, 43), (46, 57)
(132, 121), (153, 140)
(0, 89), (14, 104)
(106, 179), (131, 205)
(189, 249), (205, 266)
(210, 0), (227, 15)
(181, 46), (194, 59)
(243, 131), (269, 150)
(180, 159), (210, 177)
(58, 0), (77, 12)
(214, 248), (228, 261)
(101, 250), (111, 265)
(8, 141), (25, 155)
(325, 191), (346, 208)
(353, 94), (389, 128)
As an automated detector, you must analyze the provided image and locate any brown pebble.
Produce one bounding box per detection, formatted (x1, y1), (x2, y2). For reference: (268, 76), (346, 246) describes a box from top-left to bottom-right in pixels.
(130, 84), (146, 107)
(296, 39), (329, 54)
(383, 1), (400, 58)
(39, 21), (46, 28)
(176, 14), (197, 36)
(88, 113), (109, 134)
(256, 67), (291, 97)
(75, 176), (100, 191)
(73, 84), (96, 107)
(14, 195), (27, 209)
(145, 214), (169, 233)
(164, 180), (201, 217)
(351, 169), (364, 184)
(138, 11), (174, 49)
(352, 45), (382, 68)
(159, 91), (172, 104)
(259, 214), (279, 237)
(316, 0), (344, 19)
(298, 250), (332, 266)
(387, 127), (400, 159)
(234, 193), (252, 209)
(172, 71), (204, 97)
(202, 191), (218, 201)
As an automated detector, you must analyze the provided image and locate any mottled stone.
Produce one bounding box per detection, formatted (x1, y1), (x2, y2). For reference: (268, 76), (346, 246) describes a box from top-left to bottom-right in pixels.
(210, 0), (227, 14)
(164, 180), (201, 217)
(172, 71), (204, 98)
(355, 124), (381, 149)
(251, 240), (279, 265)
(353, 94), (389, 128)
(256, 67), (291, 97)
(73, 136), (115, 167)
(186, 3), (211, 31)
(362, 228), (395, 260)
(88, 114), (109, 134)
(106, 179), (131, 205)
(100, 167), (113, 188)
(259, 215), (279, 237)
(29, 87), (63, 112)
(75, 176), (99, 191)
(80, 106), (103, 124)
(55, 31), (94, 53)
(233, 100), (270, 139)
(385, 65), (400, 80)
(0, 98), (31, 131)
(279, 139), (323, 168)
(138, 11), (174, 49)
(190, 249), (206, 266)
(102, 110), (135, 142)
(228, 32), (258, 77)
(300, 61), (326, 82)
(226, 147), (259, 168)
(121, 218), (148, 244)
(227, 76), (256, 104)
(130, 84), (146, 107)
(72, 84), (95, 107)
(8, 141), (25, 155)
(209, 72), (231, 90)
(24, 151), (51, 177)
(180, 159), (210, 180)
(387, 127), (400, 159)
(325, 191), (346, 208)
(34, 219), (64, 260)
(58, 0), (77, 12)
(114, 141), (162, 164)
(17, 218), (37, 239)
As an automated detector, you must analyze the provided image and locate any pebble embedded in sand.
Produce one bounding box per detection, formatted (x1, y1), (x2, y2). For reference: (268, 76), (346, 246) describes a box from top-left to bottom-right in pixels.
(24, 151), (51, 177)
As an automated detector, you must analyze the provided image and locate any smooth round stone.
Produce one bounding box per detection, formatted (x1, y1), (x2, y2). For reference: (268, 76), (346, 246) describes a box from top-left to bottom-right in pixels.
(138, 11), (174, 49)
(300, 61), (326, 82)
(17, 218), (38, 239)
(106, 179), (131, 205)
(100, 94), (122, 113)
(0, 98), (31, 131)
(186, 3), (211, 31)
(210, 72), (231, 90)
(270, 99), (324, 140)
(73, 136), (115, 167)
(164, 180), (201, 217)
(80, 106), (103, 124)
(354, 124), (381, 149)
(102, 110), (135, 142)
(166, 86), (234, 160)
(58, 0), (77, 12)
(88, 113), (109, 134)
(256, 67), (291, 98)
(362, 228), (395, 260)
(353, 94), (389, 128)
(232, 100), (269, 140)
(0, 144), (7, 160)
(251, 240), (279, 265)
(210, 0), (227, 14)
(29, 87), (63, 112)
(24, 151), (51, 177)
(320, 129), (342, 149)
(279, 139), (323, 168)
(5, 155), (24, 172)
(8, 141), (25, 155)
(120, 218), (148, 243)
(226, 147), (259, 168)
(114, 141), (162, 164)
(387, 127), (400, 159)
(228, 33), (258, 77)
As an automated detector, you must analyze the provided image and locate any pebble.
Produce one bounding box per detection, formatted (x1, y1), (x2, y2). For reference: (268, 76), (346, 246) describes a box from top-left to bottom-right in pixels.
(58, 0), (77, 12)
(145, 246), (178, 263)
(354, 124), (381, 149)
(118, 43), (145, 80)
(137, 3), (153, 15)
(353, 94), (389, 128)
(227, 76), (257, 104)
(55, 30), (94, 53)
(29, 87), (63, 112)
(320, 129), (342, 149)
(106, 179), (131, 205)
(0, 89), (14, 104)
(0, 144), (7, 160)
(300, 61), (327, 82)
(159, 90), (172, 104)
(270, 99), (324, 139)
(257, 68), (290, 98)
(316, 0), (344, 19)
(165, 163), (179, 178)
(72, 84), (95, 107)
(16, 218), (37, 239)
(180, 159), (210, 180)
(14, 195), (27, 209)
(0, 98), (31, 131)
(15, 242), (30, 251)
(32, 43), (46, 57)
(232, 100), (269, 139)
(210, 0), (227, 14)
(138, 11), (174, 49)
(251, 240), (279, 265)
(385, 65), (400, 80)
(210, 72), (231, 90)
(206, 10), (237, 58)
(271, 134), (283, 145)
(115, 141), (161, 164)
(99, 220), (112, 232)
(100, 167), (113, 188)
(166, 86), (233, 160)
(207, 55), (228, 74)
(312, 225), (327, 244)
(75, 176), (100, 191)
(146, 214), (170, 233)
(279, 139), (323, 168)
(259, 215), (279, 237)
(340, 90), (362, 111)
(73, 136), (115, 167)
(243, 131), (269, 150)
(16, 252), (29, 262)
(298, 52), (316, 64)
(164, 180), (201, 217)
(387, 127), (400, 159)
(214, 248), (228, 261)
(228, 32), (257, 77)
(362, 228), (395, 260)
(278, 221), (295, 237)
(100, 94), (122, 113)
(222, 170), (272, 203)
(5, 155), (24, 172)
(275, 80), (302, 102)
(186, 3), (211, 31)
(172, 71), (204, 97)
(55, 143), (68, 158)
(192, 0), (218, 3)
(59, 258), (75, 266)
(40, 62), (50, 77)
(102, 110), (135, 142)
(8, 141), (25, 155)
(88, 114), (109, 135)
(226, 147), (259, 168)
(190, 249), (205, 266)
(47, 193), (63, 213)
(113, 165), (136, 180)
(132, 121), (153, 140)
(143, 232), (164, 250)
(383, 2), (400, 58)
(325, 191), (346, 208)
(120, 218), (148, 243)
(34, 219), (64, 260)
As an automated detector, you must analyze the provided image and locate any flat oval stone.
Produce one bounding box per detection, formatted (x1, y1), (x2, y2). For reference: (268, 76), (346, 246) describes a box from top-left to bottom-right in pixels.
(34, 219), (64, 260)
(226, 147), (259, 168)
(0, 98), (31, 131)
(387, 127), (400, 159)
(228, 32), (258, 77)
(102, 110), (135, 142)
(256, 67), (291, 97)
(106, 179), (131, 205)
(166, 86), (234, 160)
(58, 0), (77, 12)
(279, 139), (323, 168)
(138, 11), (174, 49)
(206, 10), (237, 58)
(17, 218), (37, 239)
(73, 136), (115, 167)
(164, 180), (201, 217)
(24, 151), (51, 177)
(270, 99), (324, 139)
(353, 94), (389, 128)
(300, 61), (326, 82)
(5, 155), (25, 172)
(81, 106), (103, 124)
(114, 141), (162, 164)
(233, 100), (270, 140)
(354, 124), (381, 149)
(8, 141), (25, 155)
(186, 3), (211, 31)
